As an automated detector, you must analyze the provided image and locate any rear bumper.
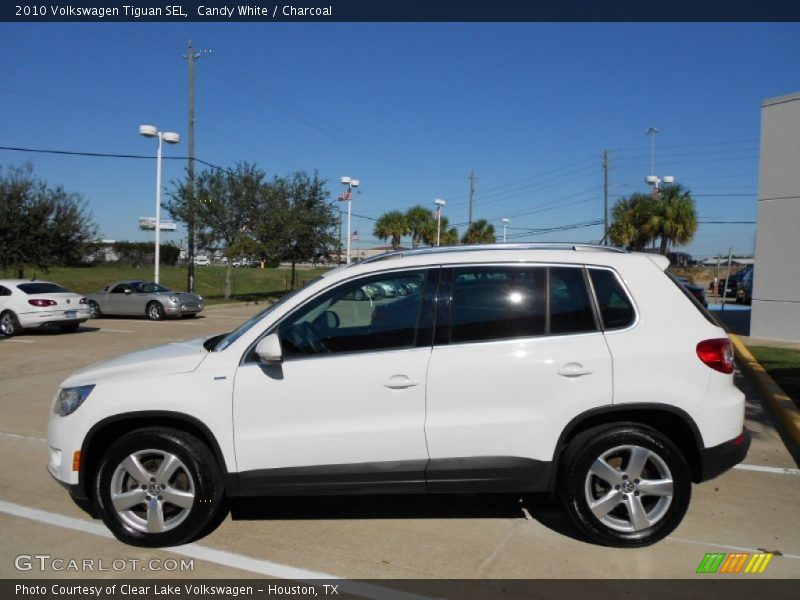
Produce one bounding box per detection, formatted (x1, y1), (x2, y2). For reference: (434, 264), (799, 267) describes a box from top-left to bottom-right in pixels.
(19, 309), (91, 327)
(699, 429), (751, 482)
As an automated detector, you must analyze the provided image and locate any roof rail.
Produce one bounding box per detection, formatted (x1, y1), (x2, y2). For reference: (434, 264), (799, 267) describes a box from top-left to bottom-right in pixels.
(358, 243), (627, 264)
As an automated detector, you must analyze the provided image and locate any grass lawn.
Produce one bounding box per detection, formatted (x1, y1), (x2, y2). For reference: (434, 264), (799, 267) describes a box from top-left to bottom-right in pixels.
(748, 345), (800, 408)
(3, 265), (332, 305)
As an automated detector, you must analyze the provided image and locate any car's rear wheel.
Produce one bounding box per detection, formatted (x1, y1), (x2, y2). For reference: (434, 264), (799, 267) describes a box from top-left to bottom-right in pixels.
(0, 311), (21, 337)
(146, 302), (165, 321)
(93, 427), (224, 547)
(88, 300), (102, 318)
(559, 423), (691, 547)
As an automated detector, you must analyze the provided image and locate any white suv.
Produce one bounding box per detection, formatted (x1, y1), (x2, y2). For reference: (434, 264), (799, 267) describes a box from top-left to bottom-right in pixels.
(47, 244), (749, 548)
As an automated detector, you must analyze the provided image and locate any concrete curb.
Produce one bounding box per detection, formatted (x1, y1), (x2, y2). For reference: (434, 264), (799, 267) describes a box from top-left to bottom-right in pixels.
(729, 333), (800, 447)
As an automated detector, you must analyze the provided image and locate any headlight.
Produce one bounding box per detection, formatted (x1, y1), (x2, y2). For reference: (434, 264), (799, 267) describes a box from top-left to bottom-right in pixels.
(169, 296), (180, 303)
(54, 385), (95, 417)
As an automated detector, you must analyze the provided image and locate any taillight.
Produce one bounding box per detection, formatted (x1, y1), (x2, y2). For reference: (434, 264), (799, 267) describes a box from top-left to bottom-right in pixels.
(697, 338), (734, 374)
(28, 299), (57, 307)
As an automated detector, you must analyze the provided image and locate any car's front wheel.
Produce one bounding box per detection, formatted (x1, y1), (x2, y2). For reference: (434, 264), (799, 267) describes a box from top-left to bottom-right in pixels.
(88, 300), (102, 318)
(559, 423), (691, 547)
(93, 427), (224, 547)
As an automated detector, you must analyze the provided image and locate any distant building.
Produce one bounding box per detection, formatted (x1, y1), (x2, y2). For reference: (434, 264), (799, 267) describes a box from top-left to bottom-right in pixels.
(751, 91), (800, 342)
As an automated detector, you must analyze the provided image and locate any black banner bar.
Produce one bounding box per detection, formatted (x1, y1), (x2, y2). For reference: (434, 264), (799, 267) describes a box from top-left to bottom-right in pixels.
(3, 580), (799, 600)
(3, 1), (800, 23)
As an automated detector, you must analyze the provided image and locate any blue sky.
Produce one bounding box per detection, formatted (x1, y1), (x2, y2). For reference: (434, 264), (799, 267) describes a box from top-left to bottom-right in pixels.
(1, 22), (798, 257)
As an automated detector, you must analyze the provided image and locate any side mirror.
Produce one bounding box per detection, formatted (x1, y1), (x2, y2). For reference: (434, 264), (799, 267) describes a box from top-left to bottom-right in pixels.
(255, 333), (283, 364)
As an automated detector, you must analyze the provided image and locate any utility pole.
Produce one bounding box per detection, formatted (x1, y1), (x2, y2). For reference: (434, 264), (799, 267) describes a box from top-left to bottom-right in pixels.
(602, 150), (610, 245)
(468, 170), (476, 227)
(337, 211), (343, 264)
(183, 40), (209, 293)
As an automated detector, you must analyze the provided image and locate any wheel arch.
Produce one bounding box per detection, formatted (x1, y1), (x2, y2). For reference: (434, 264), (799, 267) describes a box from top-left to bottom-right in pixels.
(550, 403), (706, 488)
(78, 411), (235, 503)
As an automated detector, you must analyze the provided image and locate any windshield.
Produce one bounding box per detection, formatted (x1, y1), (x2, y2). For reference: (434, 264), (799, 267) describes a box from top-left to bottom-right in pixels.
(132, 282), (171, 293)
(212, 276), (324, 352)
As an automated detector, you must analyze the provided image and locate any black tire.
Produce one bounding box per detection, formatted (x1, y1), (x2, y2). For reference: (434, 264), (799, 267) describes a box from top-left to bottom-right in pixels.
(0, 311), (21, 337)
(559, 423), (691, 548)
(88, 300), (102, 318)
(93, 427), (224, 547)
(58, 322), (81, 333)
(146, 302), (165, 321)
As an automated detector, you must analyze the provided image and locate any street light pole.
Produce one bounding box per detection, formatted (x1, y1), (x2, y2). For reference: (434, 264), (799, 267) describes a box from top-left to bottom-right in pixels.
(340, 176), (359, 264)
(433, 198), (446, 247)
(501, 217), (510, 243)
(140, 125), (180, 284)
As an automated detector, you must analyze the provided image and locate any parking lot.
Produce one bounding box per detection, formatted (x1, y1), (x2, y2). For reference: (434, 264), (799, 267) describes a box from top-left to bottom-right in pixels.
(1, 303), (799, 581)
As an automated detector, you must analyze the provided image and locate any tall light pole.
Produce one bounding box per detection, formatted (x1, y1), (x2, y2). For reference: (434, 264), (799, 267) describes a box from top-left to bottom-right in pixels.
(501, 217), (510, 243)
(140, 125), (180, 284)
(340, 176), (359, 264)
(433, 198), (446, 247)
(645, 127), (659, 176)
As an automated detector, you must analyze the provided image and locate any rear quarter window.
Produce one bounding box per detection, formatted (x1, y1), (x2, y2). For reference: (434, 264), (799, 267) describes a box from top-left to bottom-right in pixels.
(588, 269), (636, 330)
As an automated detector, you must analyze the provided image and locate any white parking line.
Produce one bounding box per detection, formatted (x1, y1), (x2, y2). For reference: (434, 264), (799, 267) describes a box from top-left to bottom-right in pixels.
(98, 328), (135, 334)
(204, 314), (250, 319)
(734, 463), (800, 476)
(0, 432), (46, 442)
(2, 338), (34, 343)
(0, 500), (435, 600)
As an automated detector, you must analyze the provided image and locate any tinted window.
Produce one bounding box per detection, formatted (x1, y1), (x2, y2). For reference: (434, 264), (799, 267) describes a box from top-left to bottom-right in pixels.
(278, 272), (425, 357)
(111, 284), (132, 294)
(550, 267), (597, 334)
(0, 286), (11, 296)
(133, 282), (170, 293)
(451, 267), (546, 343)
(17, 282), (68, 294)
(589, 269), (635, 329)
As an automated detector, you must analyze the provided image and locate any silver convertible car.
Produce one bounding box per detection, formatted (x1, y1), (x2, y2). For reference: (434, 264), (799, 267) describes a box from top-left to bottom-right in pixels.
(86, 280), (204, 320)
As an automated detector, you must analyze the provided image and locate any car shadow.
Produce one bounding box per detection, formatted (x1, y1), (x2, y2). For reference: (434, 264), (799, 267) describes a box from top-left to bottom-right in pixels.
(225, 492), (589, 543)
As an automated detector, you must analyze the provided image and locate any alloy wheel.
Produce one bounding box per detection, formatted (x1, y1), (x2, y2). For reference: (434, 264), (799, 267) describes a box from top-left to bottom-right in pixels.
(583, 444), (674, 533)
(109, 449), (195, 534)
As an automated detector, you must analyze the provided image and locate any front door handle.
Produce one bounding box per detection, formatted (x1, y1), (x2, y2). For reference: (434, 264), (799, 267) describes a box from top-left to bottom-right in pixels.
(384, 375), (419, 389)
(558, 363), (593, 378)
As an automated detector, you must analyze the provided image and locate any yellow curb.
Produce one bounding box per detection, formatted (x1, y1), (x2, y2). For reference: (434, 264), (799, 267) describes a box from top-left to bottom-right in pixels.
(729, 333), (800, 447)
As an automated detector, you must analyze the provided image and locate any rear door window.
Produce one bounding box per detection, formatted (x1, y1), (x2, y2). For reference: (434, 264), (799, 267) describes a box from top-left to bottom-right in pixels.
(450, 267), (546, 343)
(549, 267), (597, 335)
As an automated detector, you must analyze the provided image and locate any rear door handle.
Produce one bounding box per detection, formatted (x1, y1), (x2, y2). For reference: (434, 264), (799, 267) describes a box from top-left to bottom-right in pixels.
(384, 375), (419, 389)
(558, 363), (593, 378)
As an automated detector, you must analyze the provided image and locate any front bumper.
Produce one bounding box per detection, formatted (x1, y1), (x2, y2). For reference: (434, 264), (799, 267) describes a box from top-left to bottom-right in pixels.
(699, 429), (751, 482)
(164, 303), (204, 317)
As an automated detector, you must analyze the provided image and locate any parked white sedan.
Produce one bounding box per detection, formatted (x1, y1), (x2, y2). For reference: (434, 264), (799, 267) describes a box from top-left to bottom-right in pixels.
(0, 280), (92, 337)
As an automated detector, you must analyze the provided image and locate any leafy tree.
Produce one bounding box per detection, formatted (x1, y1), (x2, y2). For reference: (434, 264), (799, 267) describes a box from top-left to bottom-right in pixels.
(651, 184), (698, 255)
(405, 205), (433, 248)
(252, 171), (336, 288)
(373, 210), (409, 250)
(0, 163), (97, 278)
(168, 162), (263, 299)
(461, 219), (496, 244)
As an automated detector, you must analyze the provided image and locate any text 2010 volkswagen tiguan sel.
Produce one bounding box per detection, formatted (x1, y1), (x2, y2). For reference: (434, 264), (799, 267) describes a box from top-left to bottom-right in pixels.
(47, 244), (749, 547)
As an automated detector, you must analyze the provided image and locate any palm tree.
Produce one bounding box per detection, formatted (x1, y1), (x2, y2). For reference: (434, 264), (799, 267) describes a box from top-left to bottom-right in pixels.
(652, 184), (698, 255)
(373, 210), (409, 250)
(405, 205), (432, 248)
(608, 193), (659, 251)
(461, 219), (496, 244)
(419, 214), (459, 247)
